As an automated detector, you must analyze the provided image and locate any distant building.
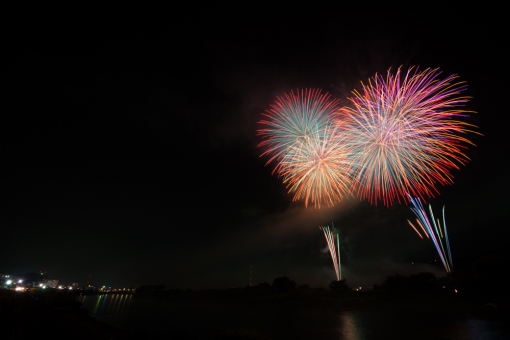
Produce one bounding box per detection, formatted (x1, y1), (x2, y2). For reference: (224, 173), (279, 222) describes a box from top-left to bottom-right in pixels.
(1, 274), (12, 288)
(42, 279), (59, 289)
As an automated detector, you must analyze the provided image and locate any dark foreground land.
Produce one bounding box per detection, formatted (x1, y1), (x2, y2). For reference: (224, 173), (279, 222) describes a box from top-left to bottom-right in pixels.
(1, 273), (509, 339)
(0, 289), (130, 339)
(126, 281), (510, 339)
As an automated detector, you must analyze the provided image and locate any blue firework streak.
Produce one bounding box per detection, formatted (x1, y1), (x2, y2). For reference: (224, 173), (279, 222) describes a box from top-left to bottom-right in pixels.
(408, 195), (453, 274)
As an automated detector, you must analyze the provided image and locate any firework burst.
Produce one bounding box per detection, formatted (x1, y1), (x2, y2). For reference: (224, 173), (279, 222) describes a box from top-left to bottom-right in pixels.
(337, 67), (479, 206)
(277, 123), (353, 207)
(258, 89), (352, 208)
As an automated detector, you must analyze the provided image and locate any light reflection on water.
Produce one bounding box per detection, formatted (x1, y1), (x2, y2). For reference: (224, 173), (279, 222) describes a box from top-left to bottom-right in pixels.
(449, 318), (510, 340)
(78, 293), (132, 328)
(340, 312), (365, 340)
(78, 296), (509, 339)
(337, 310), (509, 340)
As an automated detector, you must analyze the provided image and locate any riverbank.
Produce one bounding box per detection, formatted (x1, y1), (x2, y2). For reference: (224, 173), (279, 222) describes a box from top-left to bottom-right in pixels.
(3, 287), (508, 339)
(1, 289), (130, 339)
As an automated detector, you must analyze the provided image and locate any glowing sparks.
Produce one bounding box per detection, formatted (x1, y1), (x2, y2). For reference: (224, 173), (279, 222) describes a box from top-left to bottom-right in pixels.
(257, 67), (479, 208)
(337, 67), (479, 206)
(408, 196), (453, 274)
(258, 89), (352, 208)
(278, 123), (353, 207)
(320, 224), (341, 281)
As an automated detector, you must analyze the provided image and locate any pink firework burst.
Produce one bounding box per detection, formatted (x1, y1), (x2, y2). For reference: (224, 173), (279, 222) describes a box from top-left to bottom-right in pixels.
(337, 67), (479, 206)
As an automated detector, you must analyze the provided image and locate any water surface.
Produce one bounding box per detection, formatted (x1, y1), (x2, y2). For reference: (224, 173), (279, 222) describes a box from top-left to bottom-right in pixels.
(78, 294), (509, 339)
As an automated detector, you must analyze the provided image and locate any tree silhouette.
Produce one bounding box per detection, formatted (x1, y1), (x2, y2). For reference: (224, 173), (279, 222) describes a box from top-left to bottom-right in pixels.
(329, 279), (350, 293)
(272, 276), (296, 293)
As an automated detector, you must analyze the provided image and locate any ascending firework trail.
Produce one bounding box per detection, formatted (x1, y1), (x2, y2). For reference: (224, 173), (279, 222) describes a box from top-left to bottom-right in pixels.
(320, 224), (341, 281)
(407, 196), (453, 274)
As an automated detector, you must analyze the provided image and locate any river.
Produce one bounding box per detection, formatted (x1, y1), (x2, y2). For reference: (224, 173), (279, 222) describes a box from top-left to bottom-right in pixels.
(78, 294), (509, 339)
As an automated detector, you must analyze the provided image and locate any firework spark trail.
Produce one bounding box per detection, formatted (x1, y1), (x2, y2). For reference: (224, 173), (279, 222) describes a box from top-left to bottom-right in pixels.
(428, 205), (450, 267)
(407, 220), (424, 239)
(409, 199), (450, 272)
(279, 123), (353, 207)
(258, 89), (339, 172)
(258, 89), (353, 208)
(443, 207), (453, 268)
(408, 196), (453, 274)
(337, 66), (479, 206)
(320, 224), (341, 281)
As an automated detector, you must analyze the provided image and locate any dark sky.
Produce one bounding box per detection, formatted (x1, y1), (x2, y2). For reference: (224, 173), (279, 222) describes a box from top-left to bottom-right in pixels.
(2, 8), (508, 289)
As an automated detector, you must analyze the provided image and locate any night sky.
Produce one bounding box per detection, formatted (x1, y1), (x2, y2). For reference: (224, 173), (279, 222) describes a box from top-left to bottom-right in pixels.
(2, 8), (508, 289)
